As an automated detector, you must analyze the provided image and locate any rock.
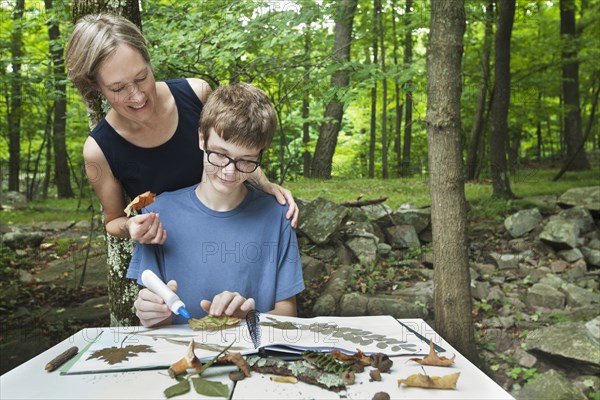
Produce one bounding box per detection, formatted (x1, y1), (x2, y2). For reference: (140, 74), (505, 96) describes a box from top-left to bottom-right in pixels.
(549, 259), (569, 273)
(345, 234), (379, 264)
(471, 262), (496, 277)
(298, 197), (348, 245)
(312, 294), (337, 316)
(504, 208), (542, 238)
(367, 296), (428, 319)
(524, 322), (600, 374)
(52, 296), (110, 323)
(394, 281), (434, 309)
(339, 293), (368, 316)
(567, 259), (587, 281)
(574, 375), (600, 394)
(486, 286), (505, 301)
(376, 243), (392, 258)
(493, 253), (520, 270)
(557, 248), (583, 263)
(1, 191), (27, 209)
(581, 246), (600, 267)
(1, 231), (45, 251)
(561, 283), (600, 307)
(514, 348), (537, 368)
(384, 225), (420, 249)
(418, 227), (432, 243)
(515, 369), (587, 400)
(587, 238), (600, 250)
(471, 281), (490, 300)
(553, 206), (596, 234)
(526, 283), (565, 309)
(301, 255), (327, 282)
(483, 328), (515, 352)
(520, 195), (559, 214)
(73, 220), (92, 230)
(361, 203), (394, 226)
(585, 317), (599, 347)
(538, 273), (567, 289)
(539, 219), (579, 250)
(39, 221), (75, 231)
(390, 208), (430, 233)
(557, 186), (600, 217)
(340, 221), (376, 238)
(18, 270), (36, 284)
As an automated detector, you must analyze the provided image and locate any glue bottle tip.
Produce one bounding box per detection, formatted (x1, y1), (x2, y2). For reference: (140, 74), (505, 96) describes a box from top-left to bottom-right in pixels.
(178, 307), (191, 319)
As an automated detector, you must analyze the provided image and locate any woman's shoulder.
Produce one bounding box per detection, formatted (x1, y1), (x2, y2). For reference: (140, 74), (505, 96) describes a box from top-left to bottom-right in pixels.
(185, 78), (212, 104)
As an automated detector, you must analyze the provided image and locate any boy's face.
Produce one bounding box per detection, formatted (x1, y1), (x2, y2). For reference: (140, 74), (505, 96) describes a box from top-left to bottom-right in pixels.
(199, 129), (262, 194)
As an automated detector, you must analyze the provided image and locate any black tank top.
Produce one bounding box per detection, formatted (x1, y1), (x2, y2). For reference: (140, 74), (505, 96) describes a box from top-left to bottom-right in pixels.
(89, 78), (204, 199)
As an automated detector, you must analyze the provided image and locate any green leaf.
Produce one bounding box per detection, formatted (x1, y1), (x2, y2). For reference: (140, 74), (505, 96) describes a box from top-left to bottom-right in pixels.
(192, 378), (229, 398)
(164, 379), (191, 398)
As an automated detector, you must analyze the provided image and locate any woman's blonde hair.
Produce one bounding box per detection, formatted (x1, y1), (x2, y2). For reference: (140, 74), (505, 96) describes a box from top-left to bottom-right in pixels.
(66, 13), (150, 106)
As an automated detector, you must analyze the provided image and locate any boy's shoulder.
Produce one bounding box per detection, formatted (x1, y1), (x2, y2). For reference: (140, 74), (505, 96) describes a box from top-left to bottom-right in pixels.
(145, 185), (196, 211)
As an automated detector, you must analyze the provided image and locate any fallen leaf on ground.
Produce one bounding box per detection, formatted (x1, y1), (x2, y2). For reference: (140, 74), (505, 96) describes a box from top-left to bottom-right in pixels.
(124, 191), (156, 216)
(408, 339), (455, 367)
(397, 372), (460, 389)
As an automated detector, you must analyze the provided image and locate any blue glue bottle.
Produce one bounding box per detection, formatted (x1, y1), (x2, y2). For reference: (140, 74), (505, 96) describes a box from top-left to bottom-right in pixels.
(141, 269), (191, 319)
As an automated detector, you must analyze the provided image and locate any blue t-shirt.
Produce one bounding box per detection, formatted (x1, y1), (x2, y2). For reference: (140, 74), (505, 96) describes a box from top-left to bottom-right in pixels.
(126, 184), (304, 324)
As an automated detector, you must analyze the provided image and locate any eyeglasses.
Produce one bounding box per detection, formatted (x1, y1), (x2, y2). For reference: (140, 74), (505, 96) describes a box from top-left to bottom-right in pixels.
(205, 149), (262, 173)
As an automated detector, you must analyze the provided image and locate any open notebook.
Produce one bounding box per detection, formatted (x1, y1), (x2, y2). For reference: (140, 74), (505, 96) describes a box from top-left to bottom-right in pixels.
(63, 315), (433, 375)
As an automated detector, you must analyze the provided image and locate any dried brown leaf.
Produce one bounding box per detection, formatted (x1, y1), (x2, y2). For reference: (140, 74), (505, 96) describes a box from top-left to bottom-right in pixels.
(218, 352), (251, 377)
(124, 191), (156, 216)
(408, 340), (455, 367)
(397, 372), (460, 390)
(87, 344), (155, 365)
(331, 349), (371, 366)
(189, 315), (241, 331)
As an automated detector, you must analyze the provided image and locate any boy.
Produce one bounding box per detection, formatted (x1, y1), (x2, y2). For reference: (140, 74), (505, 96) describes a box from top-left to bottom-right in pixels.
(127, 83), (304, 327)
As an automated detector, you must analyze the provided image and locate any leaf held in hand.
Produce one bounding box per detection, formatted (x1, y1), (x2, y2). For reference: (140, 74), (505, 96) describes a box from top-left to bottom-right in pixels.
(164, 379), (190, 398)
(189, 315), (241, 331)
(124, 191), (156, 216)
(192, 377), (230, 397)
(397, 372), (460, 389)
(409, 339), (455, 366)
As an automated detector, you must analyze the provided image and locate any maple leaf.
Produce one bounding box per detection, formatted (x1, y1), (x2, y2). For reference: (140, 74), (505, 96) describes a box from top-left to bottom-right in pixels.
(87, 344), (155, 365)
(124, 191), (156, 216)
(408, 339), (455, 367)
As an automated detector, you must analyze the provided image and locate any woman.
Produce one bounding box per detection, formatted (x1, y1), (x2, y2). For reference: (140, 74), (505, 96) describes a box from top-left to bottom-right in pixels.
(66, 14), (298, 244)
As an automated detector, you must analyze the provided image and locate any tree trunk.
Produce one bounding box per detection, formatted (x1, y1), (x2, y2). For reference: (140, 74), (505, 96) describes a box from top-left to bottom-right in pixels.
(8, 0), (25, 192)
(368, 0), (379, 179)
(379, 0), (388, 179)
(489, 0), (516, 199)
(427, 0), (479, 364)
(72, 0), (141, 327)
(391, 0), (403, 177)
(401, 0), (413, 177)
(302, 33), (311, 178)
(46, 0), (74, 198)
(560, 0), (590, 170)
(310, 0), (358, 179)
(466, 0), (493, 181)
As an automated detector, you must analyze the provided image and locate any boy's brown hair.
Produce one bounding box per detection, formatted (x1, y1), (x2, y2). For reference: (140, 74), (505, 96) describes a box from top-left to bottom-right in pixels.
(200, 82), (276, 150)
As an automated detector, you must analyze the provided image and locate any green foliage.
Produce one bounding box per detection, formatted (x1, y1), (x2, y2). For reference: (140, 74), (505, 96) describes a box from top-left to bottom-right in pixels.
(509, 367), (540, 384)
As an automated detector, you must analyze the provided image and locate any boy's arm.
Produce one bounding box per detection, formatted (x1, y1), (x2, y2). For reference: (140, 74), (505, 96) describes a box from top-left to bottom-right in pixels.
(268, 295), (298, 317)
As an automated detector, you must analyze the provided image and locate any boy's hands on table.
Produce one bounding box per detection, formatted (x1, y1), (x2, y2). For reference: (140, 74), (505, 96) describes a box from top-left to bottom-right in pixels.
(201, 291), (255, 319)
(134, 280), (177, 327)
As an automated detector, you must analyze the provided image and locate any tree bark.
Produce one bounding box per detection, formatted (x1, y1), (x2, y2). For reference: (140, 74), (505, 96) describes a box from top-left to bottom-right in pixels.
(310, 0), (358, 179)
(72, 0), (142, 327)
(379, 0), (388, 179)
(46, 0), (74, 198)
(401, 0), (414, 177)
(465, 0), (493, 181)
(8, 0), (25, 192)
(427, 0), (479, 364)
(559, 0), (590, 170)
(302, 33), (312, 178)
(489, 0), (516, 199)
(391, 0), (403, 177)
(368, 0), (379, 179)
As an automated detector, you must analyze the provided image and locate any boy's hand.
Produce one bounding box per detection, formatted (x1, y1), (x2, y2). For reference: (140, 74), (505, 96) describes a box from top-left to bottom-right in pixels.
(134, 280), (177, 327)
(200, 291), (255, 319)
(265, 183), (299, 228)
(127, 213), (167, 244)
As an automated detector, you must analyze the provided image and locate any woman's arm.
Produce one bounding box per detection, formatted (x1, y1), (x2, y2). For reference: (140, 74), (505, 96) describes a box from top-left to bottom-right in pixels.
(83, 137), (166, 243)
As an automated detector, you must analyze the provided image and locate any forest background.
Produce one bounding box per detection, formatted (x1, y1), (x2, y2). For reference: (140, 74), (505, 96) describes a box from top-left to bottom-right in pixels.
(0, 0), (599, 392)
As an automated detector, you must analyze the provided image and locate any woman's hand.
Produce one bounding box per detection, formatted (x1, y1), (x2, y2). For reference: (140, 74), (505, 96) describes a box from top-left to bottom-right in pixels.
(263, 182), (299, 228)
(127, 213), (167, 244)
(134, 280), (177, 327)
(200, 291), (255, 319)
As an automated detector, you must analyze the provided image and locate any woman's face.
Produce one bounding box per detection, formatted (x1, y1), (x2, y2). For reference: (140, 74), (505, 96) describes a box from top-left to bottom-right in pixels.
(96, 44), (157, 122)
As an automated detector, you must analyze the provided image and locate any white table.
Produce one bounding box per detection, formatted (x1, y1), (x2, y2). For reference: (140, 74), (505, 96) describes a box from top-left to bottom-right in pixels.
(1, 319), (514, 400)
